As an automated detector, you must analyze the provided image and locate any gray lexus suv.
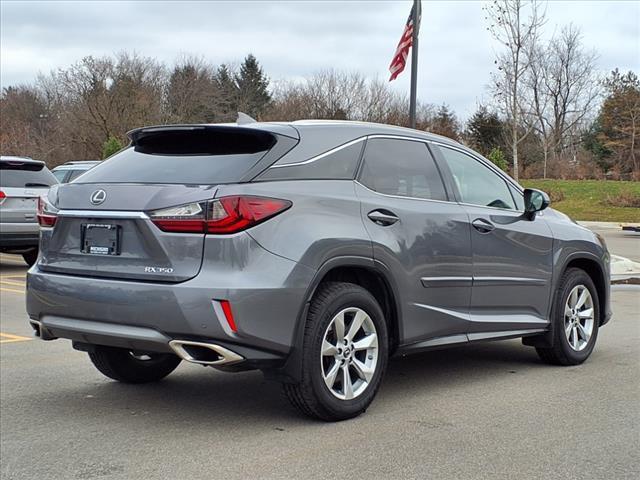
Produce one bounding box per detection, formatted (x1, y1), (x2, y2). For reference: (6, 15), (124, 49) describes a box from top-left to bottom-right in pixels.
(26, 121), (611, 421)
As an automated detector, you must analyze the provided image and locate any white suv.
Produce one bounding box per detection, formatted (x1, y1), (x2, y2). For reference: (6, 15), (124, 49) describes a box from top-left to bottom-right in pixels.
(0, 156), (57, 265)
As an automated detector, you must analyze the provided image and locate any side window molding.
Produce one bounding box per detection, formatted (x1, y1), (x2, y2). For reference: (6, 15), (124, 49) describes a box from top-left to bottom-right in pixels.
(269, 137), (366, 169)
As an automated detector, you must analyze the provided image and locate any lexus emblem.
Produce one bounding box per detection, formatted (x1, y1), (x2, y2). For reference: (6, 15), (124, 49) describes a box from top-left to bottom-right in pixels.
(90, 189), (107, 205)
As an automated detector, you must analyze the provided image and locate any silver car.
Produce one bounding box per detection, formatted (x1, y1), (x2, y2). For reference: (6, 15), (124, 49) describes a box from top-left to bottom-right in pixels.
(0, 156), (58, 265)
(52, 160), (101, 183)
(26, 121), (611, 421)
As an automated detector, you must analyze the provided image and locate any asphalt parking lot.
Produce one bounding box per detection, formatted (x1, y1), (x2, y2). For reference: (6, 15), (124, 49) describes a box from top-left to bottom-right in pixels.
(1, 230), (639, 480)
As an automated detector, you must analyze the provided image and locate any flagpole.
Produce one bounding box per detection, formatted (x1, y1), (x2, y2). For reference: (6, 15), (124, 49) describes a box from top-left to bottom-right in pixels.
(409, 0), (420, 129)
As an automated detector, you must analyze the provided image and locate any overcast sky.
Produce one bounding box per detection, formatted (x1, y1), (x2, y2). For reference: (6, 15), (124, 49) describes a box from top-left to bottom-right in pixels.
(1, 0), (638, 118)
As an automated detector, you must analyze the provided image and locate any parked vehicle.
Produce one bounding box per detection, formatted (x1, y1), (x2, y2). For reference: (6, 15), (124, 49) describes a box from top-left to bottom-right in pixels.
(52, 160), (101, 183)
(26, 121), (611, 421)
(1, 156), (58, 265)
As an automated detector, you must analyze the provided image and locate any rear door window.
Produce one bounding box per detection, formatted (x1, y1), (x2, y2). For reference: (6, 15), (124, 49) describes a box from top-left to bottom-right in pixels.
(358, 138), (447, 201)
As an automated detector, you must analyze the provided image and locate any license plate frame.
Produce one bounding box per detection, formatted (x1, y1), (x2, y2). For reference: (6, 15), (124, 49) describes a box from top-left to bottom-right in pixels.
(81, 223), (121, 256)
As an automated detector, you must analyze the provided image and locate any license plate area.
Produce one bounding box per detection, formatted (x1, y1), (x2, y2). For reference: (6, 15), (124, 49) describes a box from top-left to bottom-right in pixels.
(81, 223), (121, 255)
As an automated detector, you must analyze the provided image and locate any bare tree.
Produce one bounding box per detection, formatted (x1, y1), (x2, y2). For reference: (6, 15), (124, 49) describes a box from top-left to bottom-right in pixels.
(527, 25), (600, 177)
(264, 70), (440, 131)
(485, 0), (545, 180)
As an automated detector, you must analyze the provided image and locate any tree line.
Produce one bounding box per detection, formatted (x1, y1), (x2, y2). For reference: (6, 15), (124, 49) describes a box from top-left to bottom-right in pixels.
(1, 1), (638, 180)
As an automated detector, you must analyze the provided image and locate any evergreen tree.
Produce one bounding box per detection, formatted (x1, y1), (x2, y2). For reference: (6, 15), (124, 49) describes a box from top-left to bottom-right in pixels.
(465, 105), (505, 156)
(235, 54), (271, 119)
(102, 135), (123, 159)
(487, 147), (508, 171)
(214, 64), (239, 122)
(430, 104), (460, 140)
(598, 69), (640, 176)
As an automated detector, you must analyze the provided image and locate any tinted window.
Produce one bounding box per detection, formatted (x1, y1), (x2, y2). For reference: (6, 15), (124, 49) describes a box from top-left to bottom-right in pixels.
(359, 138), (447, 201)
(77, 128), (275, 185)
(259, 140), (364, 181)
(77, 149), (269, 185)
(439, 146), (515, 210)
(0, 165), (57, 187)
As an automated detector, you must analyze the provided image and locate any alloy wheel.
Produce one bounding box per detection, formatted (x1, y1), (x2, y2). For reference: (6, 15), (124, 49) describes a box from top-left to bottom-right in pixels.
(320, 307), (379, 400)
(564, 285), (594, 352)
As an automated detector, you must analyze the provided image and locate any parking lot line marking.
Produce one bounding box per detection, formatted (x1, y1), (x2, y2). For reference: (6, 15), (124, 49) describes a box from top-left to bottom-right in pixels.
(0, 275), (27, 280)
(0, 333), (32, 344)
(0, 286), (25, 294)
(0, 256), (27, 264)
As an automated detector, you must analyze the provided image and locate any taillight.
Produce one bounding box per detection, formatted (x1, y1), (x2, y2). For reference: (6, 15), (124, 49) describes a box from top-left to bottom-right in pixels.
(149, 196), (291, 234)
(0, 190), (5, 205)
(37, 195), (58, 227)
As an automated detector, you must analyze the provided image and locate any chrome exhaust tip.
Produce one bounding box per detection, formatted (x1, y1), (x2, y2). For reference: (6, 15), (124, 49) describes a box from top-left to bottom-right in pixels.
(168, 340), (243, 366)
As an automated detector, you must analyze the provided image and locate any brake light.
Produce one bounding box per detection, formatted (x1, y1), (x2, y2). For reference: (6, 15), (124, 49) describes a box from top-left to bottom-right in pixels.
(0, 190), (5, 205)
(37, 195), (58, 227)
(149, 196), (291, 234)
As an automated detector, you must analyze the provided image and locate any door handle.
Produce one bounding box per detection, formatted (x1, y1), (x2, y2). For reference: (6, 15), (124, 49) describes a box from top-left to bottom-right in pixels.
(472, 218), (495, 234)
(367, 209), (399, 226)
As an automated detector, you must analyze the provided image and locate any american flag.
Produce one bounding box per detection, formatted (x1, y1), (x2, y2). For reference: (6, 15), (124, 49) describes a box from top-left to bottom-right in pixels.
(389, 3), (421, 81)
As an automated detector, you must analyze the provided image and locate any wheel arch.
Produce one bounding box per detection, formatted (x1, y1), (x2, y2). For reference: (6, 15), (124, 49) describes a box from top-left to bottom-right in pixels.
(562, 254), (608, 326)
(524, 251), (608, 349)
(267, 256), (402, 383)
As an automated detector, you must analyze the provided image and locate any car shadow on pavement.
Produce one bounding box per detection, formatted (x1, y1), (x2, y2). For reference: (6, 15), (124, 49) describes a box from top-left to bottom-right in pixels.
(32, 339), (549, 428)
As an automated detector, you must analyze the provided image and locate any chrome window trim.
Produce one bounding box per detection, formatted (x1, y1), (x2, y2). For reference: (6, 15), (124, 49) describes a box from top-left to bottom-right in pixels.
(457, 201), (524, 214)
(57, 210), (149, 219)
(354, 180), (455, 206)
(269, 137), (366, 168)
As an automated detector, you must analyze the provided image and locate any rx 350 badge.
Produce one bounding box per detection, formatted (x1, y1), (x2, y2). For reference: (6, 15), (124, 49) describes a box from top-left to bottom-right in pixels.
(144, 266), (174, 274)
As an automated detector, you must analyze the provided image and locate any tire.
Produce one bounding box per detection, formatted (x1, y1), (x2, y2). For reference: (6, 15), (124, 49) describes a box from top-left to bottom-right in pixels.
(22, 249), (38, 267)
(284, 281), (389, 421)
(536, 268), (600, 366)
(88, 346), (181, 383)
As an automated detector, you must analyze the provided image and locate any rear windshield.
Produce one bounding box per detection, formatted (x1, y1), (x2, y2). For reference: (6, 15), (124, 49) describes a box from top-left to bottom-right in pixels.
(0, 164), (58, 187)
(76, 128), (276, 185)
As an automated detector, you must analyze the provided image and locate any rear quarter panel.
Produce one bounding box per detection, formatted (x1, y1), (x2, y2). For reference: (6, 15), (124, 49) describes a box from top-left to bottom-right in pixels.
(216, 180), (374, 269)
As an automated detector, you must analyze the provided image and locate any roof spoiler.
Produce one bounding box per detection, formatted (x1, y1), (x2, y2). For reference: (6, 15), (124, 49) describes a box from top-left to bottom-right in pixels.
(236, 112), (257, 125)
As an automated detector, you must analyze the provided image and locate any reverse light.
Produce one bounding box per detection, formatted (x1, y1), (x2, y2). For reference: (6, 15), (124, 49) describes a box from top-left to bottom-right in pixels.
(149, 196), (291, 234)
(37, 195), (58, 227)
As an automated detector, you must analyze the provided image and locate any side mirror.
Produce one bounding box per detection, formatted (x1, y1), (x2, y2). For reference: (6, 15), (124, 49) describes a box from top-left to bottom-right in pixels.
(523, 188), (550, 219)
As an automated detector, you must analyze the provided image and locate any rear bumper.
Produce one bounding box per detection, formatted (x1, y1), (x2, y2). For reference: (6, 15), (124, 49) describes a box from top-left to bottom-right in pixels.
(26, 239), (316, 367)
(29, 317), (273, 368)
